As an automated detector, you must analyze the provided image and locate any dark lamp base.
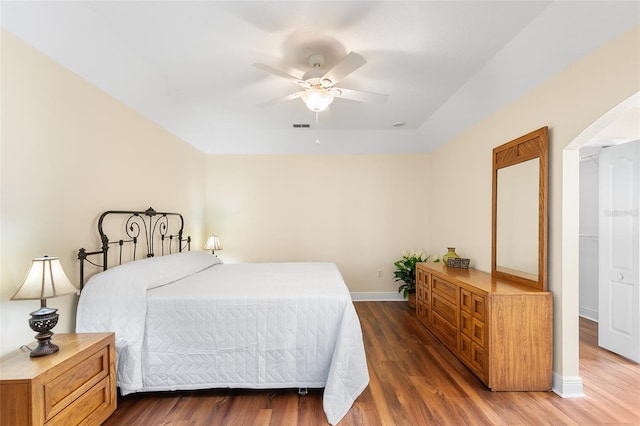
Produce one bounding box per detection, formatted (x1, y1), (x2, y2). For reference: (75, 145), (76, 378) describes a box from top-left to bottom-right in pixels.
(30, 337), (59, 357)
(28, 306), (60, 358)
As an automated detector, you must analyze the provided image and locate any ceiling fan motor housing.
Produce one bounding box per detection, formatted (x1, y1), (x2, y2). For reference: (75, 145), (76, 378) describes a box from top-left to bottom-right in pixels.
(308, 53), (325, 68)
(302, 54), (334, 87)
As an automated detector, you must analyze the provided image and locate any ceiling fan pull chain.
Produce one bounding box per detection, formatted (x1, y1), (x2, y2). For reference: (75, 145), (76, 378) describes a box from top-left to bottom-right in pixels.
(315, 112), (320, 144)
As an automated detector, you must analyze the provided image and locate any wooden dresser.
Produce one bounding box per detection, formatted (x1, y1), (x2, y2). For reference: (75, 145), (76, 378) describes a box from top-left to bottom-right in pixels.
(416, 262), (552, 391)
(0, 333), (116, 425)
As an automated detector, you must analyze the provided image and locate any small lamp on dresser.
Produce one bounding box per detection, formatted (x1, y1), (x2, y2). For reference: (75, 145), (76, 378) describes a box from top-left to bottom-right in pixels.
(11, 256), (79, 357)
(204, 234), (223, 255)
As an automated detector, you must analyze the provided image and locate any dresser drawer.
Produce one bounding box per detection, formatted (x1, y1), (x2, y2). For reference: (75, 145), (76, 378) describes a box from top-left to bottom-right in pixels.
(471, 318), (485, 346)
(417, 280), (426, 301)
(470, 343), (486, 378)
(432, 276), (457, 302)
(462, 313), (485, 345)
(431, 311), (457, 350)
(471, 294), (486, 321)
(45, 346), (110, 421)
(431, 292), (457, 326)
(459, 333), (472, 360)
(461, 288), (485, 319)
(417, 300), (429, 326)
(460, 310), (472, 336)
(417, 267), (425, 287)
(461, 289), (472, 312)
(459, 335), (486, 380)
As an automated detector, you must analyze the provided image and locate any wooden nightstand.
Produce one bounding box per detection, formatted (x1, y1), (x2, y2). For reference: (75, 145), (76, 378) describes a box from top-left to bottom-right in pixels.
(0, 333), (116, 425)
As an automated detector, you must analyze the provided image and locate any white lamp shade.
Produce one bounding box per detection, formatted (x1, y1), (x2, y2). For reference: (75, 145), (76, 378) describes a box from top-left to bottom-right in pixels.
(204, 235), (223, 251)
(11, 257), (78, 301)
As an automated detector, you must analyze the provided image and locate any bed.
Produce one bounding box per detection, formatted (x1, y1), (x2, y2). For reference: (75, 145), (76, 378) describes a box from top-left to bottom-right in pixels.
(75, 208), (369, 425)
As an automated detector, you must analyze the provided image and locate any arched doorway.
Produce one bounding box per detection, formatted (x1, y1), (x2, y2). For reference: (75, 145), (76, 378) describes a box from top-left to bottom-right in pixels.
(561, 91), (640, 395)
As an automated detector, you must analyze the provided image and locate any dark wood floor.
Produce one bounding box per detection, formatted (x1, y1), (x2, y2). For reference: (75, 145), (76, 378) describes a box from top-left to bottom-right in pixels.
(103, 301), (640, 425)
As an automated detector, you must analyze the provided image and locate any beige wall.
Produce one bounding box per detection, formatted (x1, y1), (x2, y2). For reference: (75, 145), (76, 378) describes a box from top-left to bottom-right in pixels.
(427, 25), (640, 382)
(205, 154), (430, 293)
(0, 31), (206, 356)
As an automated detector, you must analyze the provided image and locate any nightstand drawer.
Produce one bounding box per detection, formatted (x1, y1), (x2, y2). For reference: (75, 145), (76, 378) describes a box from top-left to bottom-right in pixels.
(45, 346), (110, 420)
(47, 376), (112, 426)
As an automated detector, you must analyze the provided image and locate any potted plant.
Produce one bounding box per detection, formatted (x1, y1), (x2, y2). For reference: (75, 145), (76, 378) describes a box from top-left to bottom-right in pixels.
(394, 250), (438, 308)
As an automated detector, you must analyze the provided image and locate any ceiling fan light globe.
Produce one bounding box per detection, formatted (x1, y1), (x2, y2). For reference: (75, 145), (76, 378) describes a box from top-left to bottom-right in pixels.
(301, 88), (334, 112)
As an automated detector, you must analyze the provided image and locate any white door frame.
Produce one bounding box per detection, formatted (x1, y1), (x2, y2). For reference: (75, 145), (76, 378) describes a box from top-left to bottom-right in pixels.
(560, 91), (640, 396)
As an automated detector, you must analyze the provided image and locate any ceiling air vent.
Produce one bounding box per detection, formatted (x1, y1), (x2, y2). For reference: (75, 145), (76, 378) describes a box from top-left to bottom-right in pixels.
(292, 124), (311, 128)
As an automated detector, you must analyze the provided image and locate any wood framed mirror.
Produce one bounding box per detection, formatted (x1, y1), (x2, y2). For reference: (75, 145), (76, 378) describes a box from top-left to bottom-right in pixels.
(491, 127), (548, 291)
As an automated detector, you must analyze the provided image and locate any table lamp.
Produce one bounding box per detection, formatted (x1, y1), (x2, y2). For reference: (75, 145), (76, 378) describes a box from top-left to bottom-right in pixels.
(11, 256), (78, 357)
(204, 235), (223, 255)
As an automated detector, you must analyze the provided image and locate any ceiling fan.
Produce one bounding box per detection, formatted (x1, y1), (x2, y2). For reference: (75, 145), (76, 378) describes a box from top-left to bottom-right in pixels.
(253, 52), (387, 113)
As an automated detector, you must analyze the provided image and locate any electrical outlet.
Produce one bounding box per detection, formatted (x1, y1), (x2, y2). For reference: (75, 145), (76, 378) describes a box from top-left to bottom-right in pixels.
(377, 269), (382, 278)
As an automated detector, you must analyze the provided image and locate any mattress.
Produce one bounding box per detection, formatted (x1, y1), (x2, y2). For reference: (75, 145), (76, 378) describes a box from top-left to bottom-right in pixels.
(76, 251), (369, 425)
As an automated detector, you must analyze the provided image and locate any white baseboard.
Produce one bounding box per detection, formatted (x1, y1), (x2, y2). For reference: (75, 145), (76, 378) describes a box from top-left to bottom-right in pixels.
(552, 373), (585, 397)
(350, 292), (405, 301)
(579, 307), (599, 322)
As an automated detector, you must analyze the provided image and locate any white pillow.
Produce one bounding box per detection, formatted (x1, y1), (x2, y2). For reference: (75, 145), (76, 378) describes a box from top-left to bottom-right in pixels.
(84, 250), (222, 291)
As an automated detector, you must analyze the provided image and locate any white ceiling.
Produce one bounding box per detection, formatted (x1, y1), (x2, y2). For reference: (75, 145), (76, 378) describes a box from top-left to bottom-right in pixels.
(2, 1), (639, 154)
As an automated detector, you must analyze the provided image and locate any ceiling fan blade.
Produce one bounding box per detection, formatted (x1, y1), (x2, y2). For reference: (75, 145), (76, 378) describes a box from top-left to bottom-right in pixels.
(321, 52), (367, 86)
(257, 91), (305, 108)
(332, 87), (388, 104)
(253, 63), (309, 88)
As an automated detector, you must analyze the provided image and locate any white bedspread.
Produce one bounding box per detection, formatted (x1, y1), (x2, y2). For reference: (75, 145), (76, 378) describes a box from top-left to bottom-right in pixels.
(76, 251), (369, 425)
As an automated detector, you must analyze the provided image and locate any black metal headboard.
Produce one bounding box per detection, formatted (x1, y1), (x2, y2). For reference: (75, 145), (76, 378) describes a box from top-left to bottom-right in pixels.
(78, 207), (191, 290)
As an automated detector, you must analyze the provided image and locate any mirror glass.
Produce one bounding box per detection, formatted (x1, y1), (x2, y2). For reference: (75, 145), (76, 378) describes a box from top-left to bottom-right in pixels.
(491, 127), (547, 291)
(495, 158), (539, 280)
